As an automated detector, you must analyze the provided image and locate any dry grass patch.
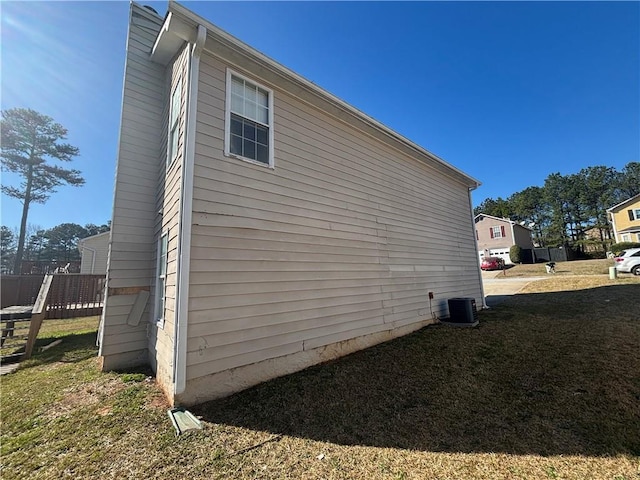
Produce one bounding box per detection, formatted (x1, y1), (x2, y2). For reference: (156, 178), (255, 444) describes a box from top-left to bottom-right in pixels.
(496, 258), (614, 277)
(2, 280), (639, 479)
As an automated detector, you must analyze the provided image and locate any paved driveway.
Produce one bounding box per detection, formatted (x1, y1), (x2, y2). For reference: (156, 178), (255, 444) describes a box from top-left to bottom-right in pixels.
(481, 270), (547, 307)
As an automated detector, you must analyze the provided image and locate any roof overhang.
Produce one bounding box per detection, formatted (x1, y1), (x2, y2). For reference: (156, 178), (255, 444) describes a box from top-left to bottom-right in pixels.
(150, 11), (195, 65)
(152, 1), (481, 190)
(606, 193), (640, 213)
(474, 214), (532, 230)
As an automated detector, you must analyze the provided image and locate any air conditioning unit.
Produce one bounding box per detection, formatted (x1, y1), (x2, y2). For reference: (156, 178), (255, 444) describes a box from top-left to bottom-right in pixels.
(447, 297), (479, 325)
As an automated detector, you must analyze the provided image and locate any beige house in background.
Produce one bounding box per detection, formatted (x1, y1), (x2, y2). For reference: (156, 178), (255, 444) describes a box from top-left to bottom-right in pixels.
(475, 214), (534, 264)
(607, 193), (640, 244)
(98, 1), (483, 406)
(78, 232), (110, 275)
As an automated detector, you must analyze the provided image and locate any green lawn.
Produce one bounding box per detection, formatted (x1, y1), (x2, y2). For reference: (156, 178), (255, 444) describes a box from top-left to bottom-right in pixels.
(1, 267), (639, 479)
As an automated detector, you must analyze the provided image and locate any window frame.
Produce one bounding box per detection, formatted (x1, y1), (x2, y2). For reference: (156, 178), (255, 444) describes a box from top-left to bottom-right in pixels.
(168, 80), (182, 168)
(490, 226), (505, 239)
(224, 68), (274, 168)
(154, 232), (169, 328)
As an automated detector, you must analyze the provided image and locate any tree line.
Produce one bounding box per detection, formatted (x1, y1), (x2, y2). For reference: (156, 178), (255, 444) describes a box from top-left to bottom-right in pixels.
(0, 222), (109, 274)
(474, 162), (639, 253)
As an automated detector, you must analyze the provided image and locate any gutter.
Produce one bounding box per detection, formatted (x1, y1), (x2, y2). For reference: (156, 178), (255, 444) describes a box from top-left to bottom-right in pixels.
(174, 24), (206, 396)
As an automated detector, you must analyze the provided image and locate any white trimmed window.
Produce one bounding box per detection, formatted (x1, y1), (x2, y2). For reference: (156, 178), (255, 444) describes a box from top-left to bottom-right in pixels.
(490, 226), (505, 239)
(629, 208), (640, 221)
(155, 232), (168, 328)
(168, 81), (182, 167)
(225, 69), (274, 167)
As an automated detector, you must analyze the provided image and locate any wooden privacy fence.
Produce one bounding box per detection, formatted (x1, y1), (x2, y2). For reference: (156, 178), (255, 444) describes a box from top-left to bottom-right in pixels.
(1, 274), (106, 319)
(1, 275), (45, 308)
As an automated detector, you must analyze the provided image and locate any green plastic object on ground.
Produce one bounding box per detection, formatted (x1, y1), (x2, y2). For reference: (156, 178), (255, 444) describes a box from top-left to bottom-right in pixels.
(168, 407), (202, 436)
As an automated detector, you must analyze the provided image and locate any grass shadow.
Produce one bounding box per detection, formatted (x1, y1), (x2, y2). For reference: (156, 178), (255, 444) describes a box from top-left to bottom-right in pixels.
(18, 331), (99, 368)
(193, 284), (640, 457)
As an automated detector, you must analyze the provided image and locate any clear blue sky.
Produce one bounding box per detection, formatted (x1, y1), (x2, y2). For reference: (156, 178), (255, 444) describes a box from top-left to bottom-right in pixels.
(1, 1), (638, 232)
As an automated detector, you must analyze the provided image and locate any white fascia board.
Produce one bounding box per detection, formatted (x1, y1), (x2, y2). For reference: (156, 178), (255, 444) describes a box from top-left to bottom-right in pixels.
(167, 1), (481, 190)
(606, 193), (640, 213)
(150, 11), (196, 65)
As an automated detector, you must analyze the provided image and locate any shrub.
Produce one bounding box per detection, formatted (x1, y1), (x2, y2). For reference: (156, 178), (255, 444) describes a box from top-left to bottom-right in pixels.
(609, 242), (640, 256)
(509, 245), (522, 264)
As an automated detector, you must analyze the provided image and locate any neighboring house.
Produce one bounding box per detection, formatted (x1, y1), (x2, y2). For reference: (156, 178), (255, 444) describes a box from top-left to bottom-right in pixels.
(581, 225), (613, 253)
(99, 1), (483, 406)
(607, 193), (640, 243)
(475, 214), (534, 264)
(78, 232), (110, 275)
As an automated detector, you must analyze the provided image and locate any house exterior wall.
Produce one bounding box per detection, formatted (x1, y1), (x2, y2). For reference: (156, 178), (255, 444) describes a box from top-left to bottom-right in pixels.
(176, 48), (482, 403)
(610, 196), (640, 243)
(512, 225), (534, 249)
(476, 216), (532, 252)
(476, 216), (515, 252)
(79, 232), (110, 275)
(147, 43), (191, 392)
(98, 4), (166, 371)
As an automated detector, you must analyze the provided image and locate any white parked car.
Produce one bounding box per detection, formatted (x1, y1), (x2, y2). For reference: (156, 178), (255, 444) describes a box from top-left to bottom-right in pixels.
(613, 247), (640, 276)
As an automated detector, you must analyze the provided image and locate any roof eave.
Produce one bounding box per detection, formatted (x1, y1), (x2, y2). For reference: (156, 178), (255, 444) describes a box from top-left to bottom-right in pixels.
(606, 193), (640, 213)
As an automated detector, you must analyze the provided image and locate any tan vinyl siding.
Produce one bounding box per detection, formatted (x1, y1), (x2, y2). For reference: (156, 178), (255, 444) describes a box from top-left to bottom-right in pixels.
(185, 52), (481, 382)
(99, 4), (164, 369)
(148, 43), (191, 389)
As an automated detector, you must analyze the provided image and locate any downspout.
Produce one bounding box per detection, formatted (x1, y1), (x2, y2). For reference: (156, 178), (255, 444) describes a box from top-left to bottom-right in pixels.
(468, 186), (487, 309)
(609, 212), (619, 243)
(509, 221), (516, 251)
(174, 24), (206, 396)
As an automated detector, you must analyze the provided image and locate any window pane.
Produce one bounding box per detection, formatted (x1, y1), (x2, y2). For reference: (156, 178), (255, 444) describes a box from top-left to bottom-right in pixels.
(243, 121), (256, 141)
(257, 106), (269, 125)
(230, 134), (243, 155)
(231, 93), (244, 115)
(245, 84), (257, 102)
(160, 252), (167, 275)
(257, 88), (268, 107)
(243, 139), (256, 160)
(256, 124), (268, 145)
(170, 127), (179, 160)
(171, 84), (181, 124)
(257, 145), (269, 164)
(230, 115), (243, 136)
(158, 277), (165, 311)
(245, 101), (257, 122)
(231, 76), (244, 95)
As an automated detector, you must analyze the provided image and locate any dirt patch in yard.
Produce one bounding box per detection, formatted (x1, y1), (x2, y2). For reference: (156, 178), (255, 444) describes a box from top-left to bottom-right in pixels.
(45, 377), (127, 420)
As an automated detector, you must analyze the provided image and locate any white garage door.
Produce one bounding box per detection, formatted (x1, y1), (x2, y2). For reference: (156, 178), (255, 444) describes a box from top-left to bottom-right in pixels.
(489, 248), (512, 265)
